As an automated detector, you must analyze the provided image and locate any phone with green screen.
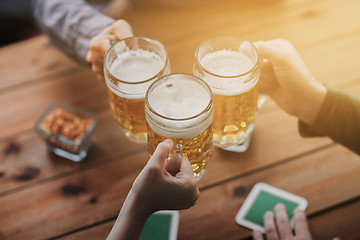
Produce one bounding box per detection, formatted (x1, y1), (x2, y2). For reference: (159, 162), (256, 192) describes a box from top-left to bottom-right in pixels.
(139, 210), (179, 240)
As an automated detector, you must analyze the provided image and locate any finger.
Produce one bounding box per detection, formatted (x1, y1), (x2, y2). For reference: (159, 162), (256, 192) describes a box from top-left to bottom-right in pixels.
(263, 211), (278, 240)
(258, 59), (278, 94)
(87, 34), (114, 63)
(178, 155), (194, 177)
(293, 207), (312, 239)
(109, 19), (134, 40)
(266, 39), (298, 54)
(252, 230), (264, 240)
(266, 39), (291, 48)
(274, 203), (293, 239)
(91, 58), (107, 70)
(96, 73), (105, 81)
(166, 149), (182, 176)
(255, 41), (286, 63)
(149, 139), (174, 167)
(90, 34), (114, 52)
(125, 37), (139, 50)
(91, 64), (104, 77)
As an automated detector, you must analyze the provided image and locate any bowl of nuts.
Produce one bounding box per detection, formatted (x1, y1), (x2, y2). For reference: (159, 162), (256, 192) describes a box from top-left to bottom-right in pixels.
(34, 101), (98, 162)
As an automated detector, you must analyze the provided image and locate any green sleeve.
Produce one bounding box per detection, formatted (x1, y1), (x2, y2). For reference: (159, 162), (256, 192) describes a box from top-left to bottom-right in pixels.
(299, 85), (360, 155)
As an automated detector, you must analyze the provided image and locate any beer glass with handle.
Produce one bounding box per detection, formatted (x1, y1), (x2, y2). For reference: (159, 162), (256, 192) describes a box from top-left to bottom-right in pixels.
(104, 37), (170, 143)
(194, 36), (262, 152)
(145, 73), (213, 180)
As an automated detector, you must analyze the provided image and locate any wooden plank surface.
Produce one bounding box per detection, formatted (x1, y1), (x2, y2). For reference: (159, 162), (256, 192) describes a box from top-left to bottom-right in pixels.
(50, 145), (360, 240)
(0, 70), (104, 140)
(1, 0), (360, 239)
(0, 36), (79, 91)
(58, 197), (360, 240)
(0, 109), (146, 195)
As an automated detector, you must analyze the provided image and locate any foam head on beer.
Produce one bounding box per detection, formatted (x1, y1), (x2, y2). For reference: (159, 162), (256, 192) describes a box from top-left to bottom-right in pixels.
(104, 37), (170, 143)
(194, 36), (260, 149)
(200, 50), (253, 76)
(199, 49), (257, 95)
(146, 76), (212, 139)
(110, 49), (164, 84)
(145, 74), (214, 180)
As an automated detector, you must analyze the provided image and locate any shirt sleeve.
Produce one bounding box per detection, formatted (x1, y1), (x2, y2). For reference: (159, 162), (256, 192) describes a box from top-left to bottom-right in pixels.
(299, 84), (360, 155)
(32, 0), (115, 65)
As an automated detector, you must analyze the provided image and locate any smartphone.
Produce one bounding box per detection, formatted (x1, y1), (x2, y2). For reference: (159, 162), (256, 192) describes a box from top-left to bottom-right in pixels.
(139, 210), (180, 240)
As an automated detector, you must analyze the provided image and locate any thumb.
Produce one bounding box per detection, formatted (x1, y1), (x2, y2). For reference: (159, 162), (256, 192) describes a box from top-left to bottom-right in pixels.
(110, 19), (134, 40)
(255, 39), (299, 64)
(148, 139), (174, 167)
(254, 40), (284, 63)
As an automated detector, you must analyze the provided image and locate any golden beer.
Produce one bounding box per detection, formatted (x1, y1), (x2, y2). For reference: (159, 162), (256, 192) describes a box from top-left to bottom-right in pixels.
(194, 36), (260, 150)
(104, 37), (170, 143)
(212, 82), (259, 146)
(147, 124), (213, 179)
(106, 89), (146, 141)
(145, 74), (213, 180)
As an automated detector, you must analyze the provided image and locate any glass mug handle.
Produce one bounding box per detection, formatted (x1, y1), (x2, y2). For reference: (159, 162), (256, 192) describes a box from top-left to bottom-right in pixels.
(257, 57), (268, 110)
(167, 142), (183, 176)
(257, 94), (267, 109)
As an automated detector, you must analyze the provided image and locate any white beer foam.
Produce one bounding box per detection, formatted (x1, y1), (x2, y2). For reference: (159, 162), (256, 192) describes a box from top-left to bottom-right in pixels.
(106, 49), (166, 99)
(110, 49), (164, 82)
(147, 78), (212, 139)
(200, 50), (258, 96)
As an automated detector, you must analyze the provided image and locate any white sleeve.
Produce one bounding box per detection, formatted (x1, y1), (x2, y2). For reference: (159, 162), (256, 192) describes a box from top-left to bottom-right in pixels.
(32, 0), (114, 65)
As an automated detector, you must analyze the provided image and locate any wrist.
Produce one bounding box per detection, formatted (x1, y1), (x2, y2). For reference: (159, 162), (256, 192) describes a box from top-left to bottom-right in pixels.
(295, 80), (327, 125)
(107, 190), (151, 240)
(121, 189), (153, 225)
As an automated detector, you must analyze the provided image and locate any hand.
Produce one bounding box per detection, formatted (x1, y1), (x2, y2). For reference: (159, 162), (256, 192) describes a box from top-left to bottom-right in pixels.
(86, 19), (133, 81)
(130, 139), (199, 216)
(106, 139), (198, 240)
(252, 203), (313, 240)
(254, 39), (327, 125)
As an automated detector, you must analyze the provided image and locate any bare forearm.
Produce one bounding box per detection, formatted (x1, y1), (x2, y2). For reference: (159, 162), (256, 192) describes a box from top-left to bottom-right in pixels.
(107, 190), (150, 240)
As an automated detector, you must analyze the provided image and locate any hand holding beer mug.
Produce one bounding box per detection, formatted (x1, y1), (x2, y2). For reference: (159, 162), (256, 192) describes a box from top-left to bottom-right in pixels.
(104, 37), (170, 143)
(194, 36), (263, 152)
(145, 74), (213, 180)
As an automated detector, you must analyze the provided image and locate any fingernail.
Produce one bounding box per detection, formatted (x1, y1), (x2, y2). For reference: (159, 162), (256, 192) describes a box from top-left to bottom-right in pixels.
(275, 203), (285, 210)
(264, 210), (273, 217)
(293, 207), (302, 214)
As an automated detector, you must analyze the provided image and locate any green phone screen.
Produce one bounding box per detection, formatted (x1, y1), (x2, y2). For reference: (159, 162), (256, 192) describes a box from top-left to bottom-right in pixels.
(139, 214), (172, 240)
(245, 190), (298, 225)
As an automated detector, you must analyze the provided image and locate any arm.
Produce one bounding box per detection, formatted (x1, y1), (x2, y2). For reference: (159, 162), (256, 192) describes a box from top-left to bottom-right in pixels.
(32, 0), (115, 65)
(33, 0), (133, 80)
(255, 39), (360, 155)
(107, 139), (199, 240)
(299, 85), (360, 155)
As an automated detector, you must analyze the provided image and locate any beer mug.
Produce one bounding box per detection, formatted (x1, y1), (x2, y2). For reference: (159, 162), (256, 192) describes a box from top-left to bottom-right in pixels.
(104, 36), (170, 143)
(194, 36), (262, 152)
(145, 74), (213, 180)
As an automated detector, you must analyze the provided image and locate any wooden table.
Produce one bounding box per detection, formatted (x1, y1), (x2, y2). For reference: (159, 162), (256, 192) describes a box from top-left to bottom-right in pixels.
(1, 0), (360, 239)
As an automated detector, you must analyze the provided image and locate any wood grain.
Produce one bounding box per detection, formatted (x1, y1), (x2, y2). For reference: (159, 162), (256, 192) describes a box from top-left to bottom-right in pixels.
(50, 145), (360, 240)
(0, 36), (79, 91)
(1, 0), (360, 239)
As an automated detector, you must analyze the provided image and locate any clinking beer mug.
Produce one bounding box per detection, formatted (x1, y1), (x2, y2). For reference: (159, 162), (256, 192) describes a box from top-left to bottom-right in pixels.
(104, 36), (170, 143)
(145, 73), (214, 180)
(194, 36), (265, 152)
